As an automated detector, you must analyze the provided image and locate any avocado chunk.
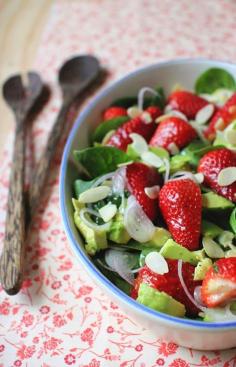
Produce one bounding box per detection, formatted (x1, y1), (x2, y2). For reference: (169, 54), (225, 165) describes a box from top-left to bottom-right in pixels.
(194, 258), (213, 280)
(202, 192), (234, 210)
(147, 227), (171, 248)
(108, 212), (130, 244)
(72, 198), (108, 255)
(202, 220), (223, 238)
(137, 283), (186, 317)
(160, 239), (198, 265)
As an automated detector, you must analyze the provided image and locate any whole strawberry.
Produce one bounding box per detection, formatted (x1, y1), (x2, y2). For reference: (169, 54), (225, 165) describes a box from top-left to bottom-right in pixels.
(126, 162), (161, 222)
(201, 258), (236, 307)
(159, 179), (202, 250)
(103, 106), (127, 121)
(131, 261), (201, 316)
(168, 90), (209, 119)
(106, 108), (161, 151)
(149, 117), (197, 152)
(205, 93), (236, 140)
(198, 148), (236, 202)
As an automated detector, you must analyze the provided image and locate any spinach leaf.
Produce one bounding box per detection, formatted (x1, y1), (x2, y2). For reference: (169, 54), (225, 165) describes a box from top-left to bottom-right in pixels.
(74, 177), (98, 198)
(195, 68), (236, 94)
(111, 87), (166, 110)
(92, 116), (129, 143)
(230, 207), (236, 234)
(74, 146), (130, 178)
(181, 140), (222, 166)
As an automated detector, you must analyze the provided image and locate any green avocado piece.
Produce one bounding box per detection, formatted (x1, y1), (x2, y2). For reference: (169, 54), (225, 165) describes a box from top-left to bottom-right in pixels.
(108, 212), (131, 244)
(160, 239), (198, 265)
(149, 146), (170, 160)
(201, 220), (223, 238)
(137, 283), (186, 317)
(147, 227), (171, 248)
(72, 199), (107, 255)
(194, 258), (213, 281)
(202, 192), (234, 210)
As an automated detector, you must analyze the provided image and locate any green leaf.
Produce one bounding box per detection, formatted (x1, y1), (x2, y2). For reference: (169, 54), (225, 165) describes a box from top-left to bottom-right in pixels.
(74, 178), (98, 198)
(92, 116), (129, 143)
(74, 146), (130, 178)
(195, 68), (236, 94)
(181, 140), (222, 166)
(230, 207), (236, 234)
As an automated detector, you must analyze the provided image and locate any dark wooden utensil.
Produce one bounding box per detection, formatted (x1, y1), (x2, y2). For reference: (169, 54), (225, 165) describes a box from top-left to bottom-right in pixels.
(0, 72), (43, 295)
(28, 55), (100, 220)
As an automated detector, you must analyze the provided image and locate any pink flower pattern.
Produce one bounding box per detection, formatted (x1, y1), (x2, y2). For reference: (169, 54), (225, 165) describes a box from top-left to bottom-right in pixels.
(0, 0), (236, 365)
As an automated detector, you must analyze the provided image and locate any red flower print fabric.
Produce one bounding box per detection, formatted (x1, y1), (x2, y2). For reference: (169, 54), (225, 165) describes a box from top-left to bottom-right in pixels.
(0, 0), (236, 365)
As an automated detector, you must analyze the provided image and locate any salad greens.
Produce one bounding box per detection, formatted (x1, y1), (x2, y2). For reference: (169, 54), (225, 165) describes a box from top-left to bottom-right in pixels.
(71, 67), (236, 322)
(195, 67), (236, 94)
(74, 146), (130, 178)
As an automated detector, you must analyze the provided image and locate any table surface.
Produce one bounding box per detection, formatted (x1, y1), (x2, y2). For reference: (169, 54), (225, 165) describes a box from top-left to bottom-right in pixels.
(0, 0), (52, 154)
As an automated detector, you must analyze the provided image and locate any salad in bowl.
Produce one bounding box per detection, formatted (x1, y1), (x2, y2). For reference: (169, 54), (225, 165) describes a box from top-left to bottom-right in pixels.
(60, 59), (236, 349)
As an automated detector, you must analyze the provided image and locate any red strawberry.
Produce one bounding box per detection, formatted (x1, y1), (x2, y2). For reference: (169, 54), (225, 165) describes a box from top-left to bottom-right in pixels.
(159, 179), (202, 250)
(205, 93), (236, 140)
(131, 261), (201, 316)
(168, 90), (209, 119)
(103, 106), (127, 121)
(198, 148), (236, 202)
(106, 108), (160, 151)
(201, 258), (236, 307)
(145, 106), (162, 120)
(126, 162), (161, 221)
(149, 117), (197, 152)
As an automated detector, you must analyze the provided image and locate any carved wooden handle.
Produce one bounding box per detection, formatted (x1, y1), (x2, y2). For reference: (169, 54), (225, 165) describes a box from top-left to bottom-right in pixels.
(28, 103), (69, 219)
(0, 124), (26, 294)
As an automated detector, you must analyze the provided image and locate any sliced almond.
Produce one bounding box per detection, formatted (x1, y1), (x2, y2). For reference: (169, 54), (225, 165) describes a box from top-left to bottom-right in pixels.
(117, 161), (133, 167)
(194, 172), (204, 184)
(167, 142), (180, 155)
(214, 118), (225, 130)
(145, 252), (169, 274)
(79, 186), (111, 203)
(217, 167), (236, 186)
(141, 151), (163, 168)
(225, 129), (236, 145)
(141, 111), (152, 124)
(102, 129), (115, 145)
(195, 104), (214, 125)
(144, 185), (160, 199)
(127, 106), (142, 119)
(225, 249), (236, 257)
(202, 237), (225, 258)
(99, 202), (117, 222)
(130, 133), (148, 156)
(164, 104), (173, 114)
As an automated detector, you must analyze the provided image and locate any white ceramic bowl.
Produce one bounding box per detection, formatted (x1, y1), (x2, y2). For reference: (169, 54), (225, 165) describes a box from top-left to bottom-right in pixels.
(60, 58), (236, 350)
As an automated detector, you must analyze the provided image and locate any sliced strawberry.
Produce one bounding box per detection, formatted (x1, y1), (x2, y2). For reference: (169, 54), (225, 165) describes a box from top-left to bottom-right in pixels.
(198, 148), (236, 202)
(201, 258), (236, 308)
(106, 108), (160, 151)
(159, 179), (202, 250)
(205, 93), (236, 140)
(103, 106), (127, 121)
(131, 261), (201, 316)
(168, 90), (209, 119)
(126, 162), (161, 222)
(149, 117), (197, 152)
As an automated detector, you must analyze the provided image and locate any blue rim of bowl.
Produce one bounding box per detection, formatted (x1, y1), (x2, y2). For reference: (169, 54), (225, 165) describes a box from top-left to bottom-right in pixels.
(60, 57), (236, 330)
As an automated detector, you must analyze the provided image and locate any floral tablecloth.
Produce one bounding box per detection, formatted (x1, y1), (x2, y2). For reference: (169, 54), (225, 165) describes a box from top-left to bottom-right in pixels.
(1, 0), (236, 366)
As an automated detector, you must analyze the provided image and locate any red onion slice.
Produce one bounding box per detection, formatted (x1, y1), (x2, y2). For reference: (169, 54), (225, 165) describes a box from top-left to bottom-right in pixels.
(105, 249), (135, 285)
(124, 195), (155, 242)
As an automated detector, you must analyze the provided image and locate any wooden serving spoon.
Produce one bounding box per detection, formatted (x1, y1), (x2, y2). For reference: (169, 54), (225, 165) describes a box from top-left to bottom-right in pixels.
(28, 55), (100, 220)
(0, 72), (43, 295)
